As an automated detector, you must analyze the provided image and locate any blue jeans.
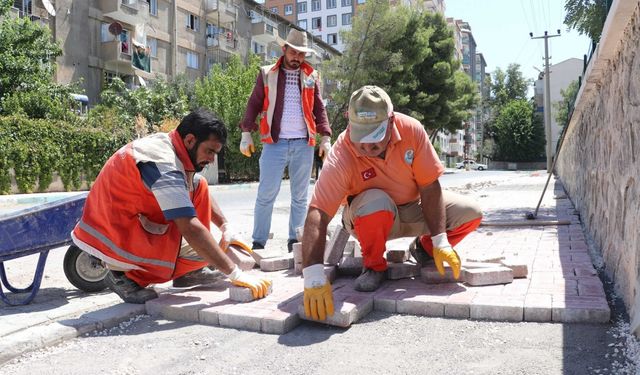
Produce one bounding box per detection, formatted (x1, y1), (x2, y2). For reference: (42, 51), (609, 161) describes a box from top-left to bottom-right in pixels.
(253, 139), (314, 245)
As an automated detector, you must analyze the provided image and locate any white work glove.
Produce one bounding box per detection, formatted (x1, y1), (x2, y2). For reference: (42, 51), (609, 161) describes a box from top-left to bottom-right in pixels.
(239, 132), (255, 157)
(318, 135), (331, 161)
(431, 233), (461, 280)
(219, 222), (242, 251)
(227, 265), (271, 299)
(302, 264), (334, 320)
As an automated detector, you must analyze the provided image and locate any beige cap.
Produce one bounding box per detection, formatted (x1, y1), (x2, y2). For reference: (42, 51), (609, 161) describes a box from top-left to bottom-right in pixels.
(281, 28), (316, 54)
(348, 85), (394, 143)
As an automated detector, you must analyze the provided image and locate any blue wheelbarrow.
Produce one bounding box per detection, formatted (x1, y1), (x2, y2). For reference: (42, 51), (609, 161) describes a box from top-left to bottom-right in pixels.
(0, 193), (108, 306)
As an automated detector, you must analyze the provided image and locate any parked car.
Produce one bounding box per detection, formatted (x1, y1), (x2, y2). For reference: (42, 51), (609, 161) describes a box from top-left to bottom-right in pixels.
(455, 160), (488, 171)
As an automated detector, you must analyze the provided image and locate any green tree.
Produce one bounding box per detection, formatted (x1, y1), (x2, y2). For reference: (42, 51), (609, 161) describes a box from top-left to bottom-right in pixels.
(493, 99), (545, 162)
(324, 2), (476, 136)
(484, 64), (531, 140)
(194, 54), (262, 180)
(554, 80), (579, 128)
(564, 0), (609, 43)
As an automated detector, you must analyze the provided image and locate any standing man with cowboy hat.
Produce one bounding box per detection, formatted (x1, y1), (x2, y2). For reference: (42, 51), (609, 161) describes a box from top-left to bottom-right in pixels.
(239, 28), (332, 252)
(300, 86), (483, 321)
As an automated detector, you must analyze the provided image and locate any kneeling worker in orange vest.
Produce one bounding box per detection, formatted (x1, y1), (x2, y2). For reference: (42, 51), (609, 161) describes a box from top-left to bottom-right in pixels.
(72, 109), (271, 304)
(301, 86), (482, 320)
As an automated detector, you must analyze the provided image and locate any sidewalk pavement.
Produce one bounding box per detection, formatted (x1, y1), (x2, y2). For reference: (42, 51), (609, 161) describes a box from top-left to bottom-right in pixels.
(0, 171), (612, 364)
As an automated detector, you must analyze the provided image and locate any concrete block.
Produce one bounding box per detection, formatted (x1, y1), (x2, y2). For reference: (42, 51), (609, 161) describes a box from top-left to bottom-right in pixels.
(470, 295), (524, 322)
(145, 294), (204, 323)
(463, 266), (513, 286)
(260, 254), (294, 272)
(396, 294), (446, 317)
(226, 244), (256, 271)
(420, 264), (462, 284)
(551, 296), (610, 323)
(218, 305), (271, 332)
(386, 249), (410, 263)
(500, 258), (529, 278)
(298, 293), (373, 327)
(250, 249), (282, 264)
(464, 254), (505, 263)
(262, 308), (301, 334)
(524, 294), (552, 322)
(386, 262), (420, 280)
(324, 265), (337, 283)
(324, 224), (350, 265)
(343, 239), (359, 257)
(462, 261), (506, 269)
(338, 256), (363, 276)
(292, 243), (303, 275)
(229, 284), (273, 302)
(444, 292), (476, 319)
(373, 287), (407, 313)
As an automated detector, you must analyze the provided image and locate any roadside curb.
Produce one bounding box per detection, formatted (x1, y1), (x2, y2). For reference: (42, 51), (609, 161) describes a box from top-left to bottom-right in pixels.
(0, 303), (145, 365)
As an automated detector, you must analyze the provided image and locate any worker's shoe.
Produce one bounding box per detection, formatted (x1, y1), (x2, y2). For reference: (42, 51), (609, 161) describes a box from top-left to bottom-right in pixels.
(409, 236), (434, 267)
(354, 268), (386, 292)
(172, 267), (225, 288)
(104, 271), (157, 304)
(287, 239), (298, 253)
(252, 241), (265, 250)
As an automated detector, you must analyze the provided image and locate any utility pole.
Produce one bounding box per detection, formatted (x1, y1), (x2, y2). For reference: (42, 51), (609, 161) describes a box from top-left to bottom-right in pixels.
(530, 30), (561, 172)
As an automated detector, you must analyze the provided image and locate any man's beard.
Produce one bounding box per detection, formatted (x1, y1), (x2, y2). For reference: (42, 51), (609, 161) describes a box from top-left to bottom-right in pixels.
(188, 142), (205, 172)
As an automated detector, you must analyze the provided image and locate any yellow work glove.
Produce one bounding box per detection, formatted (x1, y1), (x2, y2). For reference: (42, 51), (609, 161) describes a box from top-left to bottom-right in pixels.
(302, 264), (334, 320)
(318, 135), (331, 161)
(227, 266), (271, 299)
(431, 233), (461, 280)
(239, 132), (255, 157)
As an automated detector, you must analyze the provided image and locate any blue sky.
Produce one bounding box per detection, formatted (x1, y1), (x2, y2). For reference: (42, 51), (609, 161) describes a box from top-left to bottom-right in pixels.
(445, 0), (592, 87)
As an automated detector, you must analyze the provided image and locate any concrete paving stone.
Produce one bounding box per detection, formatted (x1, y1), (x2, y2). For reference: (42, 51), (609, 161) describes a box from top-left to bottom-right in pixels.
(463, 266), (513, 286)
(501, 279), (531, 296)
(444, 291), (476, 319)
(470, 295), (524, 322)
(396, 293), (446, 317)
(386, 262), (420, 280)
(524, 293), (552, 322)
(298, 292), (373, 328)
(385, 249), (410, 263)
(468, 284), (505, 295)
(324, 265), (337, 283)
(199, 301), (236, 326)
(420, 264), (461, 284)
(79, 303), (147, 331)
(337, 256), (363, 276)
(145, 294), (208, 322)
(343, 239), (360, 257)
(259, 254), (294, 272)
(500, 258), (529, 278)
(577, 279), (607, 297)
(229, 284), (274, 302)
(372, 287), (407, 313)
(324, 224), (350, 265)
(551, 296), (610, 323)
(250, 249), (283, 263)
(292, 243), (303, 274)
(570, 253), (592, 262)
(261, 307), (301, 334)
(218, 305), (272, 332)
(574, 266), (598, 277)
(463, 254), (505, 263)
(226, 245), (256, 271)
(462, 261), (506, 269)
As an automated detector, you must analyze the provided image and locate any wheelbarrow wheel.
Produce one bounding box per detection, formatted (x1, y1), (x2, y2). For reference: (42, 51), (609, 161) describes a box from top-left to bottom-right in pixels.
(63, 245), (108, 292)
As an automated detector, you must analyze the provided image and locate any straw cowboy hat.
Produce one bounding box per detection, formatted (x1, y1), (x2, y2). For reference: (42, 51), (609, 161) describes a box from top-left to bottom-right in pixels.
(281, 28), (317, 54)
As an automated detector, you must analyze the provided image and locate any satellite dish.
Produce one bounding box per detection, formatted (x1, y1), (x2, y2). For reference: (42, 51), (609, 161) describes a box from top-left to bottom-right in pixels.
(42, 0), (56, 17)
(108, 22), (123, 36)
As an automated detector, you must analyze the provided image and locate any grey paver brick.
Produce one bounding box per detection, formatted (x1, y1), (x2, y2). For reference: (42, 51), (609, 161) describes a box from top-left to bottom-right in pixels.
(260, 254), (294, 272)
(324, 224), (350, 265)
(386, 262), (420, 280)
(463, 266), (513, 286)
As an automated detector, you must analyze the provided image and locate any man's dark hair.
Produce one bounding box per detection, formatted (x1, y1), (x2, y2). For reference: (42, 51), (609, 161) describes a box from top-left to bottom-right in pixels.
(176, 108), (227, 145)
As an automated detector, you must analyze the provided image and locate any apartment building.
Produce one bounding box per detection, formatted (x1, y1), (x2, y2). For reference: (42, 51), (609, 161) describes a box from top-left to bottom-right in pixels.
(11, 0), (338, 105)
(261, 0), (444, 52)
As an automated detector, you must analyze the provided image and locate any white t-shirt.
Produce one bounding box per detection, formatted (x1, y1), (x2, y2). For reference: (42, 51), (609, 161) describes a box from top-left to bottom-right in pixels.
(279, 68), (308, 139)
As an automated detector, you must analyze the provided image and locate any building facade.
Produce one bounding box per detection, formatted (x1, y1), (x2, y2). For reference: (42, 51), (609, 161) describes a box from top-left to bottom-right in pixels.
(12, 0), (338, 105)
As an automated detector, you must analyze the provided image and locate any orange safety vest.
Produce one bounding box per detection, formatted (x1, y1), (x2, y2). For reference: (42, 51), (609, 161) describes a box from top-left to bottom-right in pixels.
(259, 57), (319, 146)
(71, 130), (210, 282)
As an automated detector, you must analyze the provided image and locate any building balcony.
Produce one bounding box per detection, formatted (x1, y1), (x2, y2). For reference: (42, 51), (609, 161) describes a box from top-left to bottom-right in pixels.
(101, 40), (154, 83)
(207, 36), (237, 53)
(99, 0), (149, 27)
(251, 21), (278, 45)
(206, 0), (236, 25)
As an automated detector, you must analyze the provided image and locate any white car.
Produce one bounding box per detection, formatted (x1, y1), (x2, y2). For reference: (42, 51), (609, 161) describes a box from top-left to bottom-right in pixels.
(455, 160), (488, 171)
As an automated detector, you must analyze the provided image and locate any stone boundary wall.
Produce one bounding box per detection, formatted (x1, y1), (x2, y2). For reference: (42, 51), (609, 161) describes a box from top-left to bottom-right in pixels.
(556, 0), (640, 335)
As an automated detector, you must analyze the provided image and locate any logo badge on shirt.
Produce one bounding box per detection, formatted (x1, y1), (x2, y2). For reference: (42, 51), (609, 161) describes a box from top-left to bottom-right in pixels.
(404, 149), (414, 165)
(304, 78), (315, 88)
(361, 167), (376, 181)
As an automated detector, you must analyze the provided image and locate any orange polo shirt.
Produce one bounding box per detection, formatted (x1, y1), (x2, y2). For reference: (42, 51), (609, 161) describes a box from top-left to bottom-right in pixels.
(310, 112), (444, 217)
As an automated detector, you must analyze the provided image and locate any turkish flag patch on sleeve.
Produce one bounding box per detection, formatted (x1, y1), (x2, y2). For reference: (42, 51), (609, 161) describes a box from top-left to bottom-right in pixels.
(361, 167), (377, 181)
